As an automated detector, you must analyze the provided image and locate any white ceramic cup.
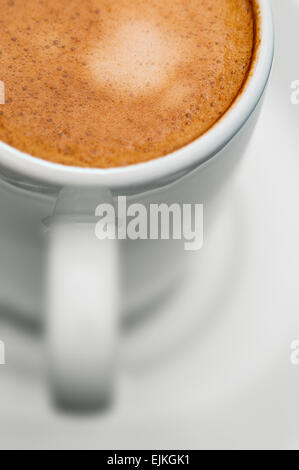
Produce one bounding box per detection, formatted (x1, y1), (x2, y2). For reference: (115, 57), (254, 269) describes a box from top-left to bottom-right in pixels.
(0, 0), (274, 409)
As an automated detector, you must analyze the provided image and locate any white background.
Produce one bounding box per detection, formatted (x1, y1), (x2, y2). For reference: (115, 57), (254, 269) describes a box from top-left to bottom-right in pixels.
(0, 0), (299, 450)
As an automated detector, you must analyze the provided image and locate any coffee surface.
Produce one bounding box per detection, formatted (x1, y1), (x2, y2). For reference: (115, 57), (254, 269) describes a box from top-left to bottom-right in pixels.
(0, 0), (255, 168)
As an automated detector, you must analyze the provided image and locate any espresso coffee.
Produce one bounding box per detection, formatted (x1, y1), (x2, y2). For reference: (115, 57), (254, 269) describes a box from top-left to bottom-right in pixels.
(0, 0), (256, 168)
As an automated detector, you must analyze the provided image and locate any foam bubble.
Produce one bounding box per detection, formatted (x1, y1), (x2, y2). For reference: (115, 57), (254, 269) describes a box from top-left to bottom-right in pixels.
(88, 20), (180, 94)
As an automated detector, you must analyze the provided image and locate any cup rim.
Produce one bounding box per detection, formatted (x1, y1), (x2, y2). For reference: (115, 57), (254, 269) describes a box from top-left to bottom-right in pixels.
(0, 0), (274, 189)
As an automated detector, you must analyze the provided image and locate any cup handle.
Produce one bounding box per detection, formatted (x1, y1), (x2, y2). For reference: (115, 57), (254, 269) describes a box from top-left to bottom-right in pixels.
(46, 188), (119, 410)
